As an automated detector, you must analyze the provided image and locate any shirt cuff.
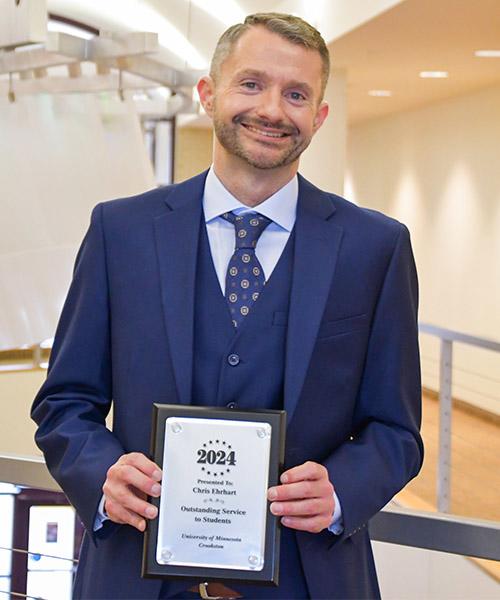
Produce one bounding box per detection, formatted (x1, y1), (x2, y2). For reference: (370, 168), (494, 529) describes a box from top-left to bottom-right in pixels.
(93, 494), (109, 531)
(327, 491), (344, 535)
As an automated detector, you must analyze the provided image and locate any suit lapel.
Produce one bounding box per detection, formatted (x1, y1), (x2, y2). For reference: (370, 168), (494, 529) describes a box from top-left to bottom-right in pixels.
(154, 172), (207, 405)
(284, 175), (344, 425)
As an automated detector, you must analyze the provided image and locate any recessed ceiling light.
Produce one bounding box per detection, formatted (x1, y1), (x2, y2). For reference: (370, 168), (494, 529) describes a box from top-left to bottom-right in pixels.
(420, 71), (448, 78)
(475, 50), (500, 57)
(368, 90), (392, 97)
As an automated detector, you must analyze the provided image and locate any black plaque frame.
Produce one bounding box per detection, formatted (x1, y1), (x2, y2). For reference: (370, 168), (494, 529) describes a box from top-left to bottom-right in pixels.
(142, 404), (286, 586)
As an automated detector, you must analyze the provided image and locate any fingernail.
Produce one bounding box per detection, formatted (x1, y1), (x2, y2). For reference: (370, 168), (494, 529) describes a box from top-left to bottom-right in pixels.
(146, 506), (157, 518)
(282, 517), (290, 526)
(281, 473), (288, 484)
(268, 489), (277, 501)
(271, 503), (282, 515)
(153, 470), (162, 481)
(151, 483), (161, 495)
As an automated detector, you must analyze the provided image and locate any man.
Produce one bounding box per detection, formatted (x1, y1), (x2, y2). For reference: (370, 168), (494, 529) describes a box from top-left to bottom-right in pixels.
(32, 13), (423, 600)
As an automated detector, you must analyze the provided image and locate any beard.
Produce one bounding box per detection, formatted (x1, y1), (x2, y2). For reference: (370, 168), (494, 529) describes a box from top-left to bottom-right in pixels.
(213, 111), (311, 170)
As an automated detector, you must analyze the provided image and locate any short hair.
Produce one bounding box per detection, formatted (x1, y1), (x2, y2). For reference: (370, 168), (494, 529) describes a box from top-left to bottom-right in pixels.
(210, 13), (330, 99)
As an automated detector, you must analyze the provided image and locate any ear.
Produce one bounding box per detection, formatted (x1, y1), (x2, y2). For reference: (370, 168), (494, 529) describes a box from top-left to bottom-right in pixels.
(312, 101), (329, 133)
(197, 76), (216, 118)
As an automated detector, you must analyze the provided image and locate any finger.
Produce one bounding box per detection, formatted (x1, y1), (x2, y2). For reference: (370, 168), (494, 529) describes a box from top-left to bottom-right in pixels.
(280, 461), (328, 484)
(112, 489), (159, 520)
(270, 497), (330, 517)
(103, 479), (159, 516)
(102, 474), (161, 508)
(119, 452), (162, 481)
(105, 499), (147, 532)
(108, 463), (162, 497)
(268, 479), (332, 502)
(280, 515), (330, 533)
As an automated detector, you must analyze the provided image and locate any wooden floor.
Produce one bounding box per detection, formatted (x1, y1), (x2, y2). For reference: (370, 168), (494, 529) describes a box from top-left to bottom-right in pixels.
(402, 391), (500, 523)
(396, 391), (500, 582)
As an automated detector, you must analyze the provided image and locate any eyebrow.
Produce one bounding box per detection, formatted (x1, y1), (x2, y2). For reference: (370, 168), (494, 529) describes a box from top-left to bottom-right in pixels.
(233, 69), (314, 97)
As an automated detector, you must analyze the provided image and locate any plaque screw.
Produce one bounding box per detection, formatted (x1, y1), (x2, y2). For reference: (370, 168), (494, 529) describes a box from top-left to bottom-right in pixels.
(248, 554), (260, 567)
(161, 549), (173, 562)
(171, 422), (182, 434)
(256, 427), (270, 438)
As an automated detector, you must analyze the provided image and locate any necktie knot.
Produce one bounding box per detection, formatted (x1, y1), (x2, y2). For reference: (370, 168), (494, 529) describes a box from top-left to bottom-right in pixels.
(222, 211), (271, 249)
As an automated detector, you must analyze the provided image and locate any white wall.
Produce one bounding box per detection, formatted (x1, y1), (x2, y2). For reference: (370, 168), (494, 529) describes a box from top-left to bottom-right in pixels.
(346, 84), (500, 415)
(0, 92), (155, 350)
(374, 541), (499, 599)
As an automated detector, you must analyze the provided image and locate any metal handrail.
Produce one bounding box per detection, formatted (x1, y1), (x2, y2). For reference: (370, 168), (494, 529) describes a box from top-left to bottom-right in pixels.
(0, 453), (58, 492)
(419, 323), (500, 353)
(0, 591), (44, 600)
(1, 455), (499, 562)
(418, 322), (500, 513)
(370, 504), (500, 562)
(0, 545), (78, 564)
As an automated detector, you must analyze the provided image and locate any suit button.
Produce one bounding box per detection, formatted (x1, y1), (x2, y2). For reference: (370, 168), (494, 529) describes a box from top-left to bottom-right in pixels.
(227, 353), (240, 366)
(226, 402), (237, 409)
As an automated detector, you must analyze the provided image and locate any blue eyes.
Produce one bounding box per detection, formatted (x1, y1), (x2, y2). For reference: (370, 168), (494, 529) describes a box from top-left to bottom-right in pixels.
(240, 82), (306, 102)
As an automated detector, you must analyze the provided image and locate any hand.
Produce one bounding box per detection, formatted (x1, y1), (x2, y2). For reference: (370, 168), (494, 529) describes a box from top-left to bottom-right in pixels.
(267, 461), (334, 533)
(102, 452), (162, 532)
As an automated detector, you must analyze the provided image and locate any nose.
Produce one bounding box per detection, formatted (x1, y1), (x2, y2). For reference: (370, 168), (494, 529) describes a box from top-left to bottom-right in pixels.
(255, 87), (285, 125)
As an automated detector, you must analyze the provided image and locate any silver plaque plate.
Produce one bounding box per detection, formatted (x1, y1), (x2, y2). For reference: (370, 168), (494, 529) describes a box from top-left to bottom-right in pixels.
(156, 417), (272, 571)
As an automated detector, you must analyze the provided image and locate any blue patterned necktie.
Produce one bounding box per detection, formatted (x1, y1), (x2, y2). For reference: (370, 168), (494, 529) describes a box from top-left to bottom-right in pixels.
(221, 211), (272, 327)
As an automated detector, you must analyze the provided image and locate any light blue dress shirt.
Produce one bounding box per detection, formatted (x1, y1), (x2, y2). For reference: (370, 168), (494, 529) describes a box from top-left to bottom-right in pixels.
(95, 167), (343, 535)
(203, 167), (297, 294)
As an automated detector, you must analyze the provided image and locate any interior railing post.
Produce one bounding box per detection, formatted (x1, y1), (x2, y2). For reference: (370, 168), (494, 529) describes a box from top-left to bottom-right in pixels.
(438, 338), (453, 513)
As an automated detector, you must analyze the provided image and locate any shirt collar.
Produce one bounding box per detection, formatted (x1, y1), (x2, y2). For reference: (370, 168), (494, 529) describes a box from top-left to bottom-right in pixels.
(203, 166), (297, 232)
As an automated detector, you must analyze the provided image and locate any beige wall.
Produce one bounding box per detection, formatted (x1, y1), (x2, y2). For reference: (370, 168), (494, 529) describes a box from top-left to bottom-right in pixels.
(346, 84), (500, 415)
(0, 370), (46, 456)
(300, 70), (347, 195)
(174, 126), (213, 183)
(0, 368), (113, 457)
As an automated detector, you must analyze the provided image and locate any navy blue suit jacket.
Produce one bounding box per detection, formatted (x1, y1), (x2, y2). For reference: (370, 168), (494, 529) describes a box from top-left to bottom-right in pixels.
(32, 171), (423, 599)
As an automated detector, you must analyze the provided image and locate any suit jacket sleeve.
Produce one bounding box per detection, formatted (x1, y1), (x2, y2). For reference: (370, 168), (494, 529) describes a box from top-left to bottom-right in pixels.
(324, 223), (423, 539)
(31, 203), (124, 541)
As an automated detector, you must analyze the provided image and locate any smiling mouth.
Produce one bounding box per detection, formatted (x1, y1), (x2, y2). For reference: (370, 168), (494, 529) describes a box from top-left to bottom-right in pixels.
(241, 123), (291, 139)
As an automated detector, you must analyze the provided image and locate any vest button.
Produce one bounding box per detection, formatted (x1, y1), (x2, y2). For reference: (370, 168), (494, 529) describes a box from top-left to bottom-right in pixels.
(226, 402), (237, 409)
(227, 353), (240, 366)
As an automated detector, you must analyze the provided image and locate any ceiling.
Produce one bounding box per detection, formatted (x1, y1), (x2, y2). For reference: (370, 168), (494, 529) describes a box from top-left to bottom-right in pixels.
(330, 0), (500, 124)
(47, 0), (285, 70)
(42, 0), (500, 125)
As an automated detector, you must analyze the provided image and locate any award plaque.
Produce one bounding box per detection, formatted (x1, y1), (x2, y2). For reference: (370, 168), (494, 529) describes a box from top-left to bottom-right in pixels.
(142, 404), (286, 585)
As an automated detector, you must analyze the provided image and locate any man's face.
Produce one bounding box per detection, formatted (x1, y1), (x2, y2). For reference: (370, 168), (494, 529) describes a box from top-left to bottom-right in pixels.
(198, 26), (328, 171)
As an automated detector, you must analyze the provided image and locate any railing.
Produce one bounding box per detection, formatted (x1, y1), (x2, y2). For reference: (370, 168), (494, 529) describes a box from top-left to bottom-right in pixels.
(0, 454), (58, 492)
(0, 545), (78, 600)
(1, 454), (499, 563)
(418, 323), (500, 513)
(1, 325), (499, 579)
(0, 460), (76, 600)
(370, 505), (500, 561)
(2, 322), (500, 517)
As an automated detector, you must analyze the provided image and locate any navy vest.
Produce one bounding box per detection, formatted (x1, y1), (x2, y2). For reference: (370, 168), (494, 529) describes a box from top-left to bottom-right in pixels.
(162, 218), (309, 598)
(192, 219), (293, 412)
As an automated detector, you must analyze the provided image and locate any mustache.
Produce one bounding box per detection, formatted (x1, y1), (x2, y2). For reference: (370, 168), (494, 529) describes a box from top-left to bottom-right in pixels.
(233, 115), (297, 135)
